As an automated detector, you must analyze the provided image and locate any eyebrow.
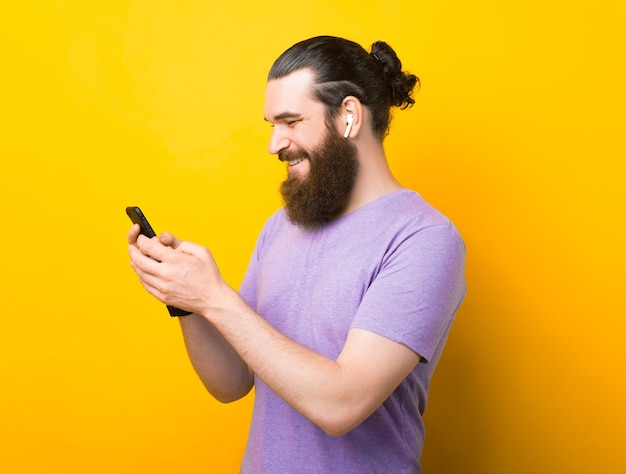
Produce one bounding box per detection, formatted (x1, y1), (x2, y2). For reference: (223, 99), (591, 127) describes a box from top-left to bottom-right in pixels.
(264, 111), (302, 123)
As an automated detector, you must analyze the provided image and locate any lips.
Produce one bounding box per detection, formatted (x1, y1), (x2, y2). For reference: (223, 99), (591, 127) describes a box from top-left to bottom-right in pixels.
(279, 149), (309, 167)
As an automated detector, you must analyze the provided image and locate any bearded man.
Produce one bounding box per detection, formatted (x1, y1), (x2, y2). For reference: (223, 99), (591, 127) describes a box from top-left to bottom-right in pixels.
(128, 36), (466, 473)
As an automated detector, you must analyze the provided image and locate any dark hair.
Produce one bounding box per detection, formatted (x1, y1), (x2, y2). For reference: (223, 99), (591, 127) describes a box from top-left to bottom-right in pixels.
(268, 36), (420, 140)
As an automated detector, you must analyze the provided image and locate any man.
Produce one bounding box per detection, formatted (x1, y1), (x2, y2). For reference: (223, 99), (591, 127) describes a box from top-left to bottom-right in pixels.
(128, 36), (466, 473)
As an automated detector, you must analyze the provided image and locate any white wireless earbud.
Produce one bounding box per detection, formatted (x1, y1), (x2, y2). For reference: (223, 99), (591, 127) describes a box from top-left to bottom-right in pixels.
(344, 114), (355, 138)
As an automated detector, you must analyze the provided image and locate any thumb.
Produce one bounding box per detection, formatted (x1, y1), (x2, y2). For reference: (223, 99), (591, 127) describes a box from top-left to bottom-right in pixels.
(159, 232), (182, 249)
(177, 240), (211, 258)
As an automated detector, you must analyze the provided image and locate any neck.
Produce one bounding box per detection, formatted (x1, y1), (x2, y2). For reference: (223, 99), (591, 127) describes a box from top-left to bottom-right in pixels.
(340, 138), (402, 217)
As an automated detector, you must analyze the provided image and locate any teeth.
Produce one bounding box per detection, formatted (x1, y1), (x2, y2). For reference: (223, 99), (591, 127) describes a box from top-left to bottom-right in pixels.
(288, 158), (304, 166)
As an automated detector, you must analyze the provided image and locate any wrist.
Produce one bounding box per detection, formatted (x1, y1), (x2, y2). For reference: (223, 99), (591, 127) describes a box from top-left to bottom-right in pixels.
(199, 283), (244, 325)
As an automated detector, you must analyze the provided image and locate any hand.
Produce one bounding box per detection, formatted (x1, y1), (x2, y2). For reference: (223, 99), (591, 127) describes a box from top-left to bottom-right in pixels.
(127, 227), (228, 315)
(127, 224), (180, 248)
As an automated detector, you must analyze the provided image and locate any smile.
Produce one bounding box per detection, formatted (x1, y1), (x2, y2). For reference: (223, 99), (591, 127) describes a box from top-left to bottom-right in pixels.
(288, 157), (306, 167)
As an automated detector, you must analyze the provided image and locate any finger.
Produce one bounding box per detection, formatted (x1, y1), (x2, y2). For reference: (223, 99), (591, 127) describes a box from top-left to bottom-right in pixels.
(177, 240), (209, 257)
(127, 224), (141, 244)
(136, 272), (165, 303)
(159, 232), (181, 249)
(130, 257), (167, 302)
(136, 234), (174, 262)
(129, 243), (163, 276)
(131, 256), (180, 307)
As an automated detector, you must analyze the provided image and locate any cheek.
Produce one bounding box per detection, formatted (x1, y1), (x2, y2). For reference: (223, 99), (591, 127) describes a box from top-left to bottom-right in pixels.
(297, 123), (328, 150)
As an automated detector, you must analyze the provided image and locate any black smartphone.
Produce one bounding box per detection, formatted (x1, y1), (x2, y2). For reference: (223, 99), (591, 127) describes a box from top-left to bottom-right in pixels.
(126, 206), (192, 317)
(126, 206), (157, 238)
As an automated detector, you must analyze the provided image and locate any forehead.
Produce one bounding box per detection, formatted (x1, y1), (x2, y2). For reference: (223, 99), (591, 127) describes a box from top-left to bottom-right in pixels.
(264, 69), (323, 121)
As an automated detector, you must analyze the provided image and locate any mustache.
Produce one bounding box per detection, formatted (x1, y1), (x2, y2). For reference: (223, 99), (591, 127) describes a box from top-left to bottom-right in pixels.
(278, 148), (309, 163)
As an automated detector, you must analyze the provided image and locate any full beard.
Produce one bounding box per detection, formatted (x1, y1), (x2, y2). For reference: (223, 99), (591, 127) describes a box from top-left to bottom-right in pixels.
(279, 127), (359, 229)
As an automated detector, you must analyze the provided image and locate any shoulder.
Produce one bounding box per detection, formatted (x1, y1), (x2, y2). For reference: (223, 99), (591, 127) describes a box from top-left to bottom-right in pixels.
(384, 189), (455, 225)
(356, 189), (464, 245)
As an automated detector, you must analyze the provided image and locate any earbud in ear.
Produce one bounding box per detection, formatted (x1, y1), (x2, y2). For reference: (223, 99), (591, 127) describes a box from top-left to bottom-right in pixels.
(344, 114), (355, 138)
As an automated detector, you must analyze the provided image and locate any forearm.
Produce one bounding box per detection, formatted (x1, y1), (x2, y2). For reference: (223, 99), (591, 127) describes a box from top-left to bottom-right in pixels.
(178, 313), (254, 403)
(202, 290), (402, 436)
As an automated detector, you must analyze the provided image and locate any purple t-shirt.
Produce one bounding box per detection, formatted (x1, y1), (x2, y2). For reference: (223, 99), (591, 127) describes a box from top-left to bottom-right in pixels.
(238, 189), (466, 473)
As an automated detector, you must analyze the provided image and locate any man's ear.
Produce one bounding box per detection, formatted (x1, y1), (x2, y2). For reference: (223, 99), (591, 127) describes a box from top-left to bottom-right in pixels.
(338, 96), (363, 139)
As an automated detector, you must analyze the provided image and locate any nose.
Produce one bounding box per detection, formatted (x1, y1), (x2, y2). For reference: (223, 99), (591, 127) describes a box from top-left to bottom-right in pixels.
(268, 127), (290, 155)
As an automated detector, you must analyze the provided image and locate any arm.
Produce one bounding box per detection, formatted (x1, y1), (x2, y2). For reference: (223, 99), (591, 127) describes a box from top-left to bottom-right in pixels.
(206, 291), (420, 436)
(127, 225), (253, 403)
(130, 234), (421, 436)
(178, 314), (254, 403)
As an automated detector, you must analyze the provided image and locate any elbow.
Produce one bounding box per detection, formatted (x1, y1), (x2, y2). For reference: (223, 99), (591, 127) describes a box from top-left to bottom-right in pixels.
(212, 389), (242, 404)
(214, 392), (245, 404)
(314, 406), (365, 437)
(211, 386), (252, 404)
(321, 423), (356, 438)
(206, 379), (254, 404)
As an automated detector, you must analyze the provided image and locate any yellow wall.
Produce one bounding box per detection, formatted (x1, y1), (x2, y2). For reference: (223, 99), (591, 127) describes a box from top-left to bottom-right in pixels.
(1, 1), (624, 472)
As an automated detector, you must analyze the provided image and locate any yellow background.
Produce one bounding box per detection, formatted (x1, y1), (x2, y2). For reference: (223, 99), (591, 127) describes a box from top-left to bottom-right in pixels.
(1, 1), (624, 472)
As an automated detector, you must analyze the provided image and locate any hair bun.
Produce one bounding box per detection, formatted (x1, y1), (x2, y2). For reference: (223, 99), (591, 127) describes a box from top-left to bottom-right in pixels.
(370, 42), (420, 109)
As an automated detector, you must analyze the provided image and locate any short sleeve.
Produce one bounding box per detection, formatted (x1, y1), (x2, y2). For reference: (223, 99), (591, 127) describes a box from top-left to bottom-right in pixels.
(350, 223), (466, 362)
